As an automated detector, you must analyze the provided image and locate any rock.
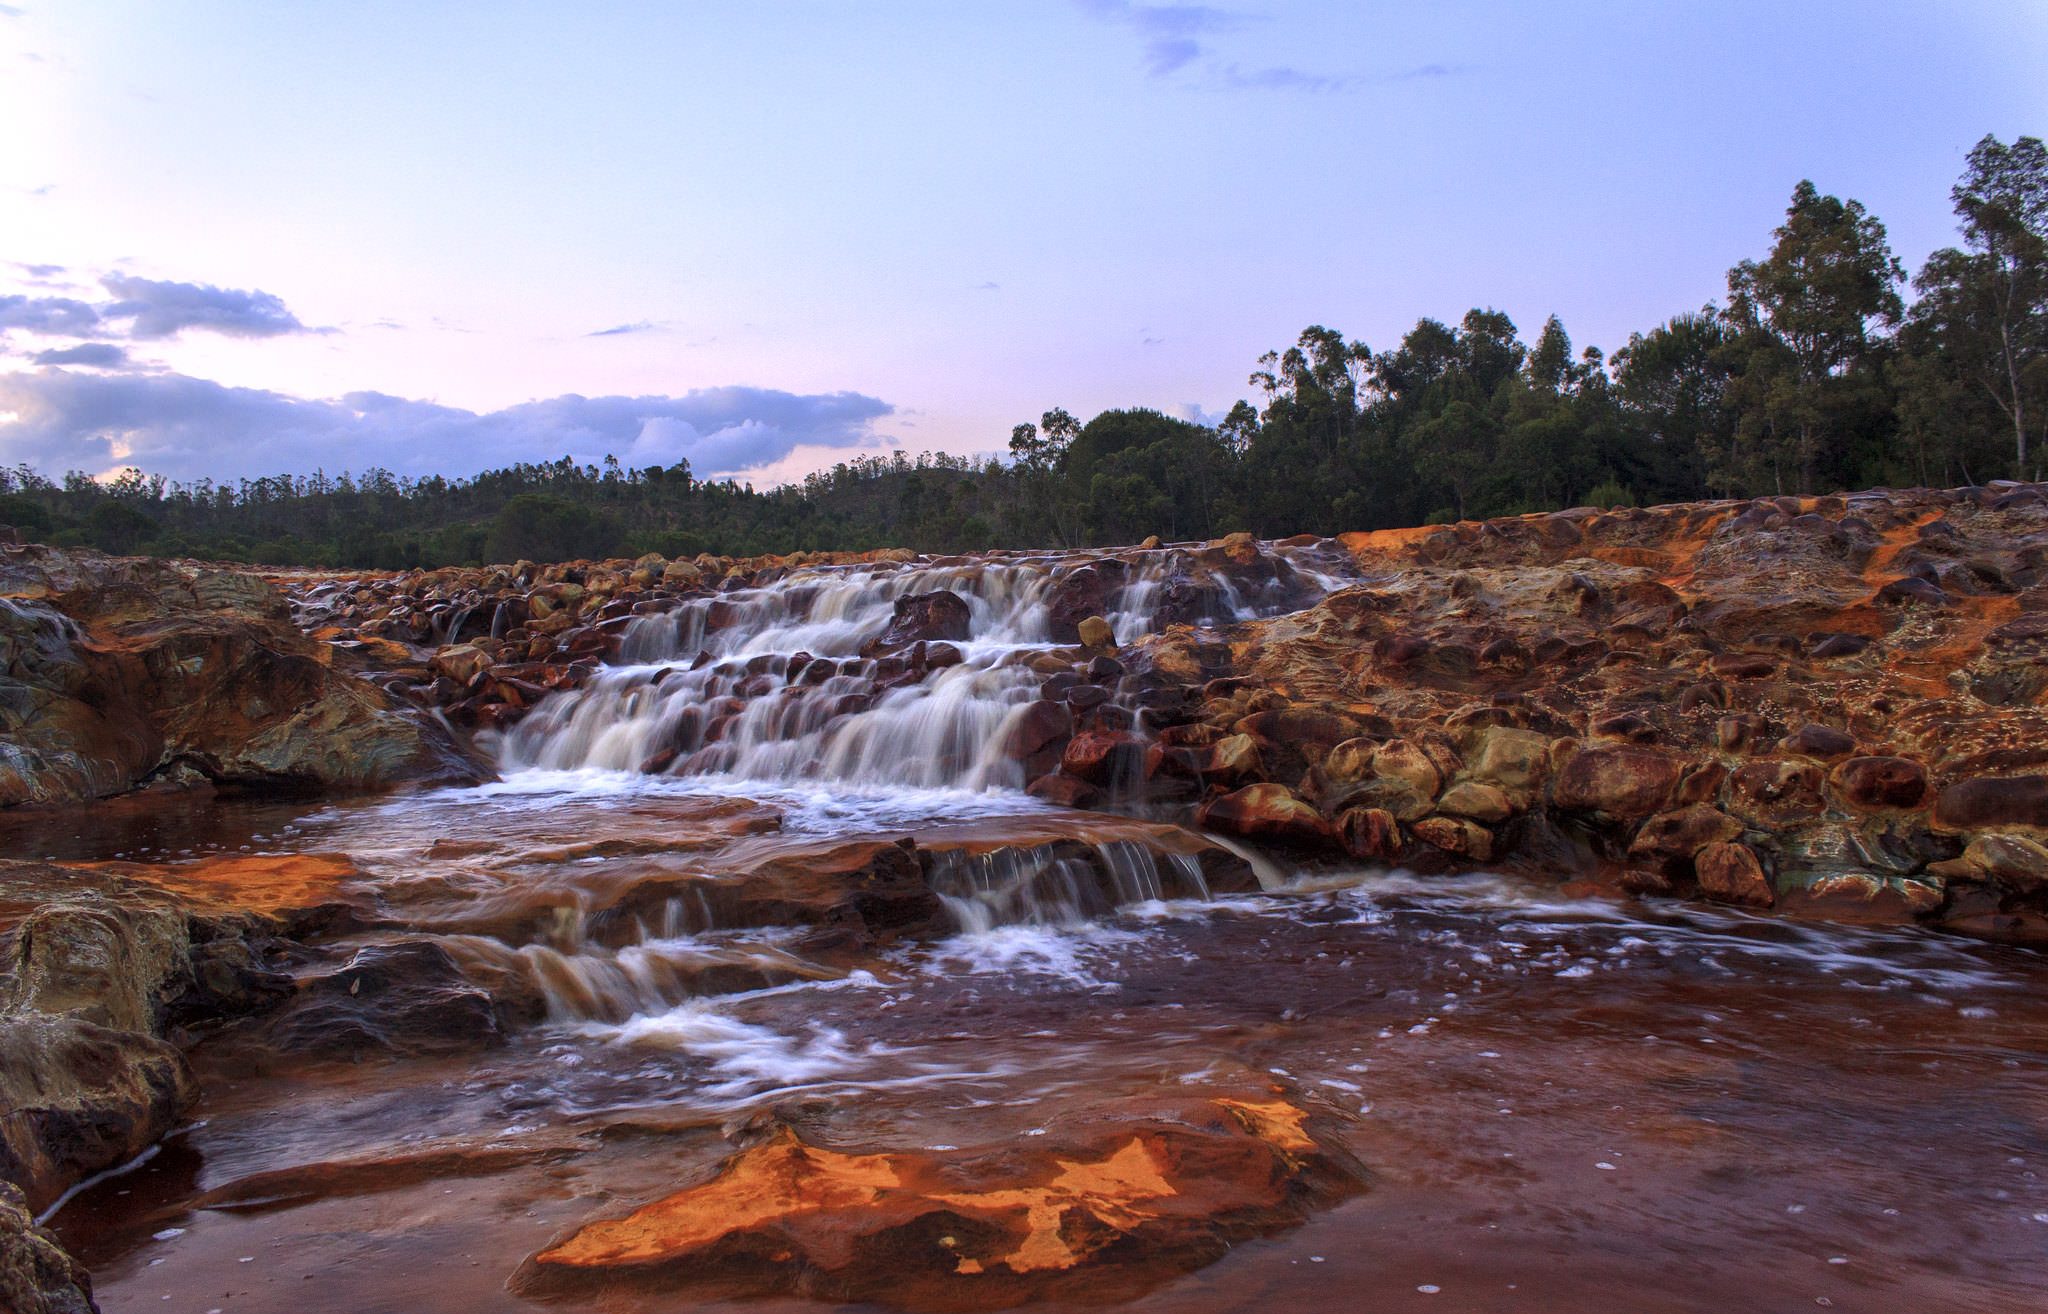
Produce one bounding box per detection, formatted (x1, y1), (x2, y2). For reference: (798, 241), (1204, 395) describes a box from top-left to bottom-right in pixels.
(1321, 737), (1377, 783)
(1782, 723), (1858, 760)
(1200, 733), (1263, 784)
(1077, 615), (1116, 651)
(1460, 727), (1551, 804)
(514, 1095), (1363, 1306)
(1695, 842), (1774, 907)
(1935, 776), (2048, 831)
(1961, 834), (2048, 893)
(1370, 739), (1443, 800)
(1194, 784), (1333, 846)
(0, 1181), (96, 1314)
(862, 590), (972, 655)
(1412, 815), (1493, 861)
(1045, 565), (1120, 643)
(259, 940), (510, 1057)
(1726, 759), (1828, 828)
(1829, 756), (1929, 812)
(1059, 731), (1147, 786)
(1435, 781), (1514, 823)
(1028, 774), (1100, 808)
(1552, 745), (1684, 821)
(0, 547), (483, 807)
(1627, 805), (1743, 867)
(1335, 807), (1403, 862)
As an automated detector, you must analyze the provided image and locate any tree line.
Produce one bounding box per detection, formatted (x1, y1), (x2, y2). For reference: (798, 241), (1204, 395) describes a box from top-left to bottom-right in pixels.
(2, 134), (2042, 568)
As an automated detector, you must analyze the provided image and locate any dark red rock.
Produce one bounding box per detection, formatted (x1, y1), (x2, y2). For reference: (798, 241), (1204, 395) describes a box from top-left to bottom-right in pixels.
(1935, 775), (2048, 830)
(1830, 756), (1929, 811)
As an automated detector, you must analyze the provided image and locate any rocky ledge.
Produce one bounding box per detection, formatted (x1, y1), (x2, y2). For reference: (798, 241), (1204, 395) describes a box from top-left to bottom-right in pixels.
(1, 544), (481, 806)
(1132, 485), (2048, 943)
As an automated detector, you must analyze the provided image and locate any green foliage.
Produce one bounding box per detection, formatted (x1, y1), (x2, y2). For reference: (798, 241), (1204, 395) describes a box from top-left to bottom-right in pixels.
(1584, 480), (1634, 509)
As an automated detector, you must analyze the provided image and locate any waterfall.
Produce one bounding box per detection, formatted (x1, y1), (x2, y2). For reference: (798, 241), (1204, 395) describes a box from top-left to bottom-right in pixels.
(495, 544), (1352, 791)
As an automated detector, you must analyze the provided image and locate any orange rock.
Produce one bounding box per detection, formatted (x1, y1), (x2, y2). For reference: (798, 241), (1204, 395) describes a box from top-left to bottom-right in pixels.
(519, 1097), (1362, 1303)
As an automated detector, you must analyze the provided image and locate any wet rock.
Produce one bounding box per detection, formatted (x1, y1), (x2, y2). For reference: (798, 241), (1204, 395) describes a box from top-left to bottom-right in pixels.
(1960, 834), (2048, 894)
(1829, 756), (1929, 812)
(1194, 784), (1333, 846)
(1553, 745), (1684, 821)
(1627, 805), (1743, 867)
(862, 590), (972, 656)
(0, 547), (483, 807)
(1726, 759), (1829, 828)
(0, 1181), (95, 1314)
(261, 940), (510, 1057)
(1335, 807), (1403, 862)
(1412, 815), (1493, 861)
(1434, 781), (1514, 823)
(1077, 615), (1116, 651)
(1782, 723), (1858, 761)
(1935, 775), (2048, 830)
(514, 1095), (1363, 1307)
(1059, 731), (1147, 787)
(1695, 842), (1774, 907)
(1028, 774), (1100, 808)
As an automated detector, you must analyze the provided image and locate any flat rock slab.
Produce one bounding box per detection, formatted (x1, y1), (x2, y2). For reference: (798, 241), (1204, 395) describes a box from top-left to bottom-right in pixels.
(516, 1094), (1364, 1309)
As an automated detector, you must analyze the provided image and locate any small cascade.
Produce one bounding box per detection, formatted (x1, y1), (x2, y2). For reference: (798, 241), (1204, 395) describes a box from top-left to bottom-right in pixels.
(497, 543), (1354, 791)
(926, 838), (1216, 933)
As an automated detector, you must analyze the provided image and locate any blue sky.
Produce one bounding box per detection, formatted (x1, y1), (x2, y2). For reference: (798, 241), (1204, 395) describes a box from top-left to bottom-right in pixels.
(1, 1), (2043, 484)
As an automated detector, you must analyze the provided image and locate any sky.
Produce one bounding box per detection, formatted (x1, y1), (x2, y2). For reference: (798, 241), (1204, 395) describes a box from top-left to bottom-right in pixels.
(1, 1), (2044, 487)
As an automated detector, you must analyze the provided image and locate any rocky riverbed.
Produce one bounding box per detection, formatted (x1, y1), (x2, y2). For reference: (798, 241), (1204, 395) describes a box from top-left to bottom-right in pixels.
(4, 485), (2048, 1312)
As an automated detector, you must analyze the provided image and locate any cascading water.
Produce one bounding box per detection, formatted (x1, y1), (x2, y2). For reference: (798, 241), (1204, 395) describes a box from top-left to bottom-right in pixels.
(496, 544), (1353, 792)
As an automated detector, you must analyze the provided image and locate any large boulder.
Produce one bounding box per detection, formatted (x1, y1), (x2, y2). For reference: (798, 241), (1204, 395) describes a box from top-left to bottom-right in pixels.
(0, 546), (483, 807)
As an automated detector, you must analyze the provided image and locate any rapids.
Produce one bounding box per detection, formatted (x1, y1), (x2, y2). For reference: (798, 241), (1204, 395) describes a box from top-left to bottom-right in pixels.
(15, 540), (2048, 1313)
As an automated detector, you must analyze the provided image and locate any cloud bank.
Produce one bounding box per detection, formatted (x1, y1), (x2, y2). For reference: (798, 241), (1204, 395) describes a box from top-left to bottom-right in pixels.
(0, 369), (895, 484)
(0, 274), (320, 345)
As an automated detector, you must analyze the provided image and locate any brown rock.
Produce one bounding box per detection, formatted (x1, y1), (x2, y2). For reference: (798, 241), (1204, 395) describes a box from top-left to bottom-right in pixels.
(1726, 759), (1828, 828)
(1200, 733), (1264, 784)
(1695, 842), (1774, 907)
(1829, 756), (1929, 812)
(1059, 731), (1147, 786)
(1028, 774), (1100, 808)
(1935, 775), (2048, 830)
(514, 1096), (1363, 1306)
(1321, 737), (1377, 783)
(1461, 726), (1552, 802)
(1412, 815), (1493, 862)
(1435, 781), (1514, 823)
(1371, 739), (1443, 800)
(1335, 807), (1403, 863)
(1961, 834), (2048, 893)
(1077, 615), (1116, 650)
(1628, 805), (1743, 866)
(1552, 745), (1685, 820)
(0, 1181), (95, 1314)
(1783, 723), (1858, 761)
(1194, 784), (1334, 846)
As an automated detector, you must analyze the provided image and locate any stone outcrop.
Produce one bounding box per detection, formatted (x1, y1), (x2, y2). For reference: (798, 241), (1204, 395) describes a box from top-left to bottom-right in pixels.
(0, 859), (307, 1213)
(1079, 484), (2048, 942)
(0, 546), (481, 807)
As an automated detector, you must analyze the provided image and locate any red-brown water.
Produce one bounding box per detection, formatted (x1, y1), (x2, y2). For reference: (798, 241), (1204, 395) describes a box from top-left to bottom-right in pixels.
(28, 774), (2048, 1314)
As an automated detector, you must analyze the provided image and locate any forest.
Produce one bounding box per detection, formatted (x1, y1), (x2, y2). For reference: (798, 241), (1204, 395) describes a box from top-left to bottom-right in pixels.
(2, 134), (2042, 568)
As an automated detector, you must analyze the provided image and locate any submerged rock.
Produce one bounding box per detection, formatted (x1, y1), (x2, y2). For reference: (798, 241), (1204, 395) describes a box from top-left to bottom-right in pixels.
(514, 1093), (1363, 1308)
